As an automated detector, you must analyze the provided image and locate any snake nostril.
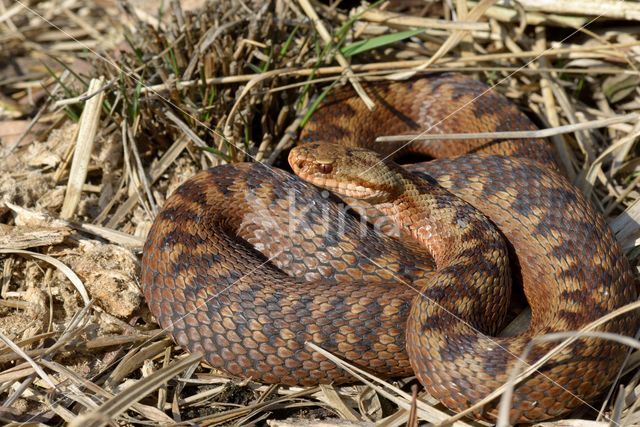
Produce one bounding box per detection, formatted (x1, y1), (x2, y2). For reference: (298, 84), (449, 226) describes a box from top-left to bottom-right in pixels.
(297, 161), (305, 170)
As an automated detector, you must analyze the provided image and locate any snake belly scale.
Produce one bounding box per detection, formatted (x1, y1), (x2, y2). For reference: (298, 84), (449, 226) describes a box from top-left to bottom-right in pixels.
(141, 73), (638, 422)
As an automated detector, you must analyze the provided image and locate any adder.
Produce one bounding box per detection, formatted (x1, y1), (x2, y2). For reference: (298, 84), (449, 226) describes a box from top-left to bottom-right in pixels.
(141, 73), (638, 422)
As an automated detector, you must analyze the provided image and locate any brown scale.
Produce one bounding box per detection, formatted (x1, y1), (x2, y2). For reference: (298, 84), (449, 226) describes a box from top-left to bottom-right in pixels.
(141, 73), (638, 423)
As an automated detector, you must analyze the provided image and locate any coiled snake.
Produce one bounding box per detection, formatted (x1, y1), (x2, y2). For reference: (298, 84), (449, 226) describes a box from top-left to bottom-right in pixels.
(141, 74), (638, 422)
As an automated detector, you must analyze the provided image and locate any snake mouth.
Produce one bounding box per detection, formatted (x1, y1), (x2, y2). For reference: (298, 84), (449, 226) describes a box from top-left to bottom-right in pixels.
(313, 177), (387, 200)
(293, 164), (389, 201)
(295, 159), (333, 175)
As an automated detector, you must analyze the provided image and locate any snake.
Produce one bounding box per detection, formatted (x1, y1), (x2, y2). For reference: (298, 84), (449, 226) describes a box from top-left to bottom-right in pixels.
(140, 74), (638, 423)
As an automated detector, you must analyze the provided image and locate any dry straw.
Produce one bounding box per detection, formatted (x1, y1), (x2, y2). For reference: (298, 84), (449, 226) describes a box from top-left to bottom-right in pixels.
(0, 0), (639, 425)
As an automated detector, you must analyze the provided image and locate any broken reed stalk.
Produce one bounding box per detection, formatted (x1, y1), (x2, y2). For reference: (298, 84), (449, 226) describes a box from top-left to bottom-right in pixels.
(60, 77), (105, 219)
(375, 112), (640, 142)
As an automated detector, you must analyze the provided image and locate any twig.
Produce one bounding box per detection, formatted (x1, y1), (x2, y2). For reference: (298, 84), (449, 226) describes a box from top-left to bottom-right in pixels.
(297, 0), (375, 109)
(375, 113), (640, 142)
(389, 0), (497, 79)
(357, 8), (489, 31)
(53, 80), (114, 107)
(60, 77), (105, 219)
(498, 0), (640, 20)
(138, 40), (640, 94)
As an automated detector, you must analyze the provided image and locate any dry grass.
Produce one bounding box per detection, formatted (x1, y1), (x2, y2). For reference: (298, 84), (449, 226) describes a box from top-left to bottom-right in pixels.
(0, 0), (639, 426)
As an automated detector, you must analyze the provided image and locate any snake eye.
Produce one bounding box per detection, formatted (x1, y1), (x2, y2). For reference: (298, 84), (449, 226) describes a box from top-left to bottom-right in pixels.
(319, 163), (333, 174)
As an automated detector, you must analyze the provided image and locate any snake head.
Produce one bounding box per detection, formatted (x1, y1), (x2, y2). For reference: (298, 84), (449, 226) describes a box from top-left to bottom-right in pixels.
(288, 143), (403, 204)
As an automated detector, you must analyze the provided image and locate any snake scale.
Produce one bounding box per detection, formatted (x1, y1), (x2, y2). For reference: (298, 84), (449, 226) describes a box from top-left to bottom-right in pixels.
(141, 74), (638, 422)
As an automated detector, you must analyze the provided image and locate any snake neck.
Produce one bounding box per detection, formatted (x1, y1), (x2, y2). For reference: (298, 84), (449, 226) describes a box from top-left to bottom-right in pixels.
(375, 172), (512, 335)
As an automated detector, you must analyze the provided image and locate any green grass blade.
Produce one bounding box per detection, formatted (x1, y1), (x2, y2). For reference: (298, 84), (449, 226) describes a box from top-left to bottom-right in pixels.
(340, 29), (425, 58)
(300, 78), (341, 128)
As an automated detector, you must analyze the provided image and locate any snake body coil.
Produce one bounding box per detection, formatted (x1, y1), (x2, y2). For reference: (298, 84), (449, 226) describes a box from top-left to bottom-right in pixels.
(141, 74), (638, 422)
